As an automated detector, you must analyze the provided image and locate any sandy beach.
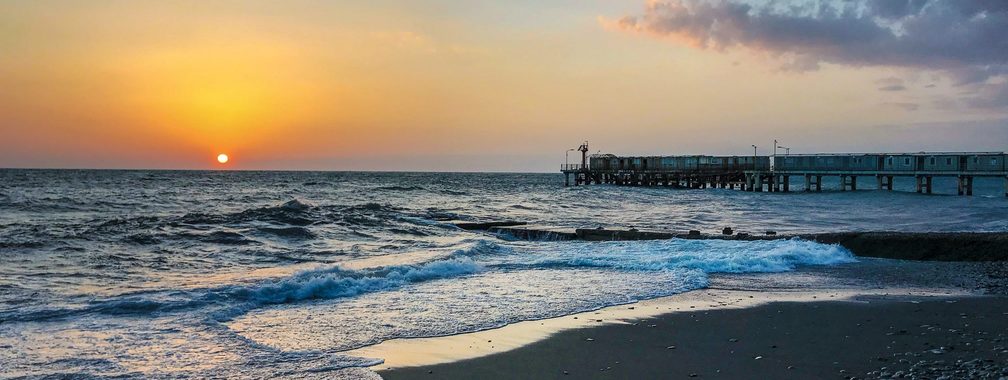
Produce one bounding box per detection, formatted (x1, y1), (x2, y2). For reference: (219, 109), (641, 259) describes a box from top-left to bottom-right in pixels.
(367, 259), (1008, 379)
(380, 295), (1008, 379)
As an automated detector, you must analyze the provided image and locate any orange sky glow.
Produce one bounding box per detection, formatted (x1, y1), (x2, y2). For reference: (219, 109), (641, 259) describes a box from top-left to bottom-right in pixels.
(2, 1), (1006, 171)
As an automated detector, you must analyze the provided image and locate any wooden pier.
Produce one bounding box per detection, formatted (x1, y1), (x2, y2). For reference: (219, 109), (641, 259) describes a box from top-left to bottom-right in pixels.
(562, 151), (1008, 196)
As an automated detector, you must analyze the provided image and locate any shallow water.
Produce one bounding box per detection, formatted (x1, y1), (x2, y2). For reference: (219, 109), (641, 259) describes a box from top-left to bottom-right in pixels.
(0, 170), (1005, 378)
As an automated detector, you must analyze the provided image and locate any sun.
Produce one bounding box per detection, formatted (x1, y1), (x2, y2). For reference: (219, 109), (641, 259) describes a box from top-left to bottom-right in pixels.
(217, 153), (229, 164)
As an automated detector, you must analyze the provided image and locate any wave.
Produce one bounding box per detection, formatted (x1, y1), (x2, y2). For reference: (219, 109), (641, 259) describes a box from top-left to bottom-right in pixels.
(176, 199), (315, 227)
(301, 181), (332, 186)
(341, 202), (399, 213)
(0, 240), (46, 249)
(374, 185), (426, 191)
(226, 257), (482, 306)
(255, 226), (317, 239)
(494, 238), (855, 274)
(0, 255), (486, 323)
(8, 199), (440, 251)
(201, 231), (259, 245)
(123, 233), (161, 245)
(227, 199), (316, 226)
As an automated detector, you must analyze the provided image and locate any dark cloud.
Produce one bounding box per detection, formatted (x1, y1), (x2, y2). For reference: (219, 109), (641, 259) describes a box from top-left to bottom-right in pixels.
(611, 0), (1008, 110)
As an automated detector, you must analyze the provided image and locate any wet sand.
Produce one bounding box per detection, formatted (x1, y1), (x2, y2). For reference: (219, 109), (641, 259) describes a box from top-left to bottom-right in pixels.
(380, 296), (1008, 379)
(370, 259), (1008, 379)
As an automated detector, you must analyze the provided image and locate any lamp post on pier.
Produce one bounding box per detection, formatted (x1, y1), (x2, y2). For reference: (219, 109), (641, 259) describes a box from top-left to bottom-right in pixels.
(751, 145), (757, 170)
(565, 148), (576, 170)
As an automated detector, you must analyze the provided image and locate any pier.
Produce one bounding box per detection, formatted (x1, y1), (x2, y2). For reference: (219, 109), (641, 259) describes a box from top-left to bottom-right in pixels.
(562, 145), (1008, 196)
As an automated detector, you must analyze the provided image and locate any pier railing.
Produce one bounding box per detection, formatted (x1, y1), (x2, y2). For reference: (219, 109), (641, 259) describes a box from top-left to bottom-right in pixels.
(561, 164), (585, 171)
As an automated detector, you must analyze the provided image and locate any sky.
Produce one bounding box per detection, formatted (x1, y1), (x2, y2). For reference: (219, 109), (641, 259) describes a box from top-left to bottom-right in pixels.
(1, 0), (1006, 171)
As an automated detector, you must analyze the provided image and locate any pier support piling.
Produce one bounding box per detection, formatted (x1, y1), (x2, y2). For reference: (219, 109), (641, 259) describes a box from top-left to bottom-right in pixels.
(840, 175), (851, 191)
(877, 175), (894, 191)
(962, 176), (974, 196)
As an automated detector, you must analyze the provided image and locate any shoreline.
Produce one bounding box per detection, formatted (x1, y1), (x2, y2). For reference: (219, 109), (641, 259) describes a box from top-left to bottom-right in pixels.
(347, 286), (973, 371)
(342, 258), (1008, 377)
(377, 293), (1008, 379)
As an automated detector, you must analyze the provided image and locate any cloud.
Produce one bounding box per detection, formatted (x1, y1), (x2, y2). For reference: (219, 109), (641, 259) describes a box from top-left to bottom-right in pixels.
(875, 77), (906, 91)
(878, 84), (906, 91)
(607, 0), (1008, 110)
(882, 102), (919, 111)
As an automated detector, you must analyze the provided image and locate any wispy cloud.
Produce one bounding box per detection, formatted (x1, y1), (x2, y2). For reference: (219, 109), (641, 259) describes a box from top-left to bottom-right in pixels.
(882, 102), (919, 111)
(875, 77), (906, 92)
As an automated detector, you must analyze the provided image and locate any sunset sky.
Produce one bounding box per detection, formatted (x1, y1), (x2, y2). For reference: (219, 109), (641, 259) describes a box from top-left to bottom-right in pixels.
(2, 0), (1006, 171)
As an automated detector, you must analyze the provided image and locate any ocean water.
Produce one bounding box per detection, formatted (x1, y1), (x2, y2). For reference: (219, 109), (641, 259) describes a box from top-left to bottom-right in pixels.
(1, 170), (1006, 378)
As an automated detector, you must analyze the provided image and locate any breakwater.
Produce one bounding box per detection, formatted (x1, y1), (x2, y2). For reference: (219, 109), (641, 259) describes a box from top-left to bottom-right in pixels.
(456, 222), (1008, 261)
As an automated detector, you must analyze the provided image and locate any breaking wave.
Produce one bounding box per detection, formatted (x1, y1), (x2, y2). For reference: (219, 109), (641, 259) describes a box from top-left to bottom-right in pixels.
(228, 257), (481, 306)
(494, 238), (856, 273)
(0, 253), (487, 324)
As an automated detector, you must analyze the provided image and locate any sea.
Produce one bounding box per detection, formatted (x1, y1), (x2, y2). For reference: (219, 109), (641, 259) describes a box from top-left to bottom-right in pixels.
(1, 170), (1006, 379)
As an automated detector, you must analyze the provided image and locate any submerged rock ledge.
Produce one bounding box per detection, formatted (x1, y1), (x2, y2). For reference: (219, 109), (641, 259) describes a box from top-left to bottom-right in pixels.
(454, 222), (1008, 262)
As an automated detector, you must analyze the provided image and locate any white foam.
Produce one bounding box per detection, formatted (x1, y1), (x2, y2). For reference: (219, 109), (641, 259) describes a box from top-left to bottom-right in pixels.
(500, 238), (857, 274)
(232, 257), (483, 305)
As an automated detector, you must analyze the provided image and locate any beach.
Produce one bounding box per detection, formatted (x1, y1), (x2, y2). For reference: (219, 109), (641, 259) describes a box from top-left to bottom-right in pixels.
(364, 258), (1008, 379)
(380, 295), (1008, 379)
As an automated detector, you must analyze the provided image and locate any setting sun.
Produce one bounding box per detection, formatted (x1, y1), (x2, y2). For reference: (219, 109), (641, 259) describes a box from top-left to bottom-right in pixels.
(217, 153), (229, 164)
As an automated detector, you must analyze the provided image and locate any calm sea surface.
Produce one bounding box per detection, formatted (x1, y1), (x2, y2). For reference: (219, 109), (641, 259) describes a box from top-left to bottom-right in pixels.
(1, 170), (1006, 378)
